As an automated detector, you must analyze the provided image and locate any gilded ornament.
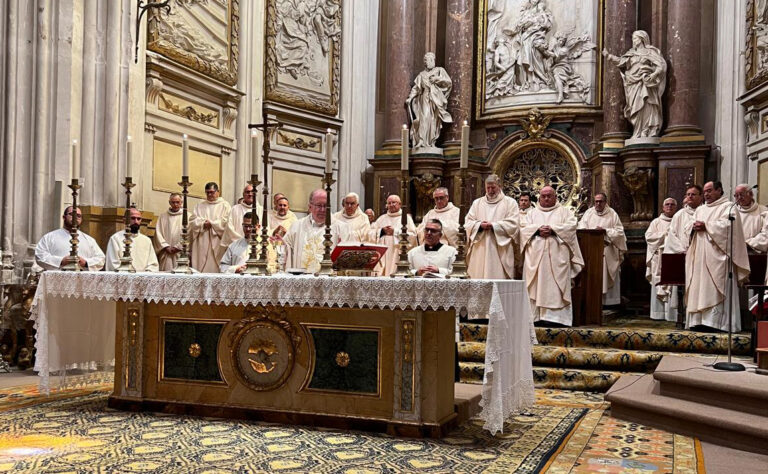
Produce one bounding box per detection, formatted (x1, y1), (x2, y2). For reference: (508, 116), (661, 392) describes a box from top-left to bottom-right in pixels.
(519, 108), (551, 139)
(159, 94), (218, 126)
(188, 342), (202, 358)
(334, 351), (350, 368)
(247, 338), (279, 373)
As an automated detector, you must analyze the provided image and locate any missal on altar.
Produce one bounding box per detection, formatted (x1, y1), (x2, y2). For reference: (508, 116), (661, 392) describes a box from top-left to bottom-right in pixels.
(331, 243), (388, 276)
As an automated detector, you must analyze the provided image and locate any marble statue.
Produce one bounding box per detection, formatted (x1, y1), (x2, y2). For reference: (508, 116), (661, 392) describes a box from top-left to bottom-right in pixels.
(602, 30), (667, 140)
(541, 31), (596, 103)
(405, 52), (453, 153)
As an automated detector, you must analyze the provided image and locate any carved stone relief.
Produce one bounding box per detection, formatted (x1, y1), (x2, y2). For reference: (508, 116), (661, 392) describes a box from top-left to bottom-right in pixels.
(618, 167), (654, 222)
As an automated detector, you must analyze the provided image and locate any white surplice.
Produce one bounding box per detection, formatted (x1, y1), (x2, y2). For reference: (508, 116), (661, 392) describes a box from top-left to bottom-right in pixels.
(578, 206), (626, 305)
(520, 204), (583, 325)
(371, 211), (417, 276)
(407, 244), (457, 276)
(283, 216), (350, 273)
(189, 198), (232, 273)
(35, 228), (105, 271)
(737, 201), (768, 252)
(664, 205), (697, 255)
(268, 209), (298, 235)
(645, 214), (677, 321)
(105, 230), (159, 272)
(465, 194), (519, 279)
(153, 209), (183, 271)
(416, 203), (460, 247)
(332, 209), (371, 243)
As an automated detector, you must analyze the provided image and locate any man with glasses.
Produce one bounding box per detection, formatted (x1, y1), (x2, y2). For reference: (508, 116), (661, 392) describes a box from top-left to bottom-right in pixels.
(408, 219), (456, 276)
(733, 183), (768, 253)
(332, 192), (371, 243)
(220, 212), (276, 273)
(190, 182), (232, 273)
(371, 194), (417, 276)
(646, 198), (678, 321)
(665, 185), (703, 254)
(229, 184), (264, 242)
(417, 187), (459, 247)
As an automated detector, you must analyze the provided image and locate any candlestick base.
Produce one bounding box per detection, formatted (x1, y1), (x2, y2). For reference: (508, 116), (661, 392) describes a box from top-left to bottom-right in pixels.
(171, 254), (193, 274)
(115, 257), (135, 273)
(391, 231), (412, 278)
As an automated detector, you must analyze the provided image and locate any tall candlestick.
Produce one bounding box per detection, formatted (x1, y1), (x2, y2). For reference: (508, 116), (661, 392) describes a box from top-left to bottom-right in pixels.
(325, 129), (333, 174)
(126, 136), (133, 178)
(251, 129), (261, 179)
(401, 124), (409, 171)
(182, 134), (189, 176)
(71, 139), (80, 181)
(460, 121), (469, 169)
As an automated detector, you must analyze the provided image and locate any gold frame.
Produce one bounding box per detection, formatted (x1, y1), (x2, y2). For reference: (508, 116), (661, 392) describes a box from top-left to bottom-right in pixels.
(746, 0), (768, 90)
(474, 0), (604, 121)
(264, 0), (342, 116)
(157, 317), (229, 387)
(298, 322), (383, 398)
(147, 0), (239, 86)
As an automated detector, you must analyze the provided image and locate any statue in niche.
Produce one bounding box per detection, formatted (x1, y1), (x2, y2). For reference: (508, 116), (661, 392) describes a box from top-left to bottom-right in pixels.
(405, 52), (453, 153)
(602, 30), (667, 139)
(541, 31), (596, 103)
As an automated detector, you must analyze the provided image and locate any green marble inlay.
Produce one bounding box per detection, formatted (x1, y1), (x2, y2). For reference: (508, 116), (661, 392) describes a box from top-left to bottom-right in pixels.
(163, 321), (224, 382)
(308, 328), (379, 394)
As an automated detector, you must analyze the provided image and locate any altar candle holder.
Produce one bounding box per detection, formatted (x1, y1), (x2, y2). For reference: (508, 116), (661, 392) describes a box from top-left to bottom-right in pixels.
(61, 179), (82, 272)
(392, 169), (412, 278)
(172, 176), (194, 274)
(451, 167), (470, 279)
(317, 171), (335, 276)
(243, 173), (268, 275)
(115, 177), (136, 272)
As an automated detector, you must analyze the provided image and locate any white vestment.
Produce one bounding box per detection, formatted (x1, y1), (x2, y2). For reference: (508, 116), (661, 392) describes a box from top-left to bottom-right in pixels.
(332, 209), (372, 243)
(268, 209), (298, 236)
(35, 228), (105, 271)
(407, 244), (457, 276)
(189, 198), (232, 273)
(578, 206), (626, 305)
(371, 211), (417, 276)
(416, 203), (460, 246)
(283, 216), (350, 273)
(737, 202), (768, 252)
(219, 237), (277, 274)
(520, 204), (583, 325)
(153, 209), (183, 271)
(105, 230), (159, 272)
(664, 205), (697, 254)
(465, 194), (519, 279)
(645, 214), (677, 321)
(229, 202), (264, 241)
(685, 196), (750, 331)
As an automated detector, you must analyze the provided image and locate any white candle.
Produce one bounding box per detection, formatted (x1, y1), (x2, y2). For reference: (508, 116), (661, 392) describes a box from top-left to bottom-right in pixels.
(182, 134), (189, 177)
(251, 129), (261, 179)
(126, 136), (133, 178)
(71, 139), (80, 181)
(401, 124), (409, 171)
(460, 121), (469, 169)
(325, 128), (333, 174)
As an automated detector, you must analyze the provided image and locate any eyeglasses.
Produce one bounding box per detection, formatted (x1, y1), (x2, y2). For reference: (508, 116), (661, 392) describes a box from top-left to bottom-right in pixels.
(424, 228), (441, 234)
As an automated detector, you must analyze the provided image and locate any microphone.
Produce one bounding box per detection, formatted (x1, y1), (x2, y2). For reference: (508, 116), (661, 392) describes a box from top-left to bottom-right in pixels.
(753, 184), (759, 189)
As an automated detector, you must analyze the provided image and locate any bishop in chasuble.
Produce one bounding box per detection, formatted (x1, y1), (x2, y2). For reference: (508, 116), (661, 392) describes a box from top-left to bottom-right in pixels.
(154, 193), (183, 271)
(282, 189), (350, 273)
(35, 206), (105, 271)
(664, 185), (703, 255)
(416, 187), (460, 247)
(189, 182), (232, 273)
(520, 187), (583, 326)
(685, 181), (750, 332)
(229, 184), (264, 242)
(465, 174), (519, 279)
(105, 208), (159, 272)
(371, 194), (417, 276)
(332, 192), (371, 243)
(646, 198), (678, 321)
(578, 193), (627, 305)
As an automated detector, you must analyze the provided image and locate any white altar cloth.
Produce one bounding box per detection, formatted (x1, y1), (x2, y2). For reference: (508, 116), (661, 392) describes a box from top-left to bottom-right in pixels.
(31, 271), (534, 434)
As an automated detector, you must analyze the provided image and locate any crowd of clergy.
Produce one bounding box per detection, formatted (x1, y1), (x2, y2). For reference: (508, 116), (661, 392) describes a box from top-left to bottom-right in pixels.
(33, 175), (762, 333)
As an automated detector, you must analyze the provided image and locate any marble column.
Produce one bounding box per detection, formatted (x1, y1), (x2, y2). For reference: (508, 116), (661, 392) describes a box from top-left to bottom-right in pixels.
(444, 0), (473, 146)
(600, 0), (636, 145)
(382, 0), (414, 148)
(663, 0), (702, 137)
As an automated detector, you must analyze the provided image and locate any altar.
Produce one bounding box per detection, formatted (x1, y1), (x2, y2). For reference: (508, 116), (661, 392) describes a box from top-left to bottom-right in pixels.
(31, 272), (534, 435)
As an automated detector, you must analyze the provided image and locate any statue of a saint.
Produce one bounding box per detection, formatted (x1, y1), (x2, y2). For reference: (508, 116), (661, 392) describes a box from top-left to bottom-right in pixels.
(405, 52), (453, 153)
(602, 30), (667, 139)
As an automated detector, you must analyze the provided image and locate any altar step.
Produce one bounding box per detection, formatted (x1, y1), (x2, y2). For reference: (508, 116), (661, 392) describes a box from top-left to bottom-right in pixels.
(605, 356), (768, 455)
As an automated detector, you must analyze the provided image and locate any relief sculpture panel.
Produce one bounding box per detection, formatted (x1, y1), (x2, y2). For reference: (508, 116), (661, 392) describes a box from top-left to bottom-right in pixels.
(747, 0), (768, 90)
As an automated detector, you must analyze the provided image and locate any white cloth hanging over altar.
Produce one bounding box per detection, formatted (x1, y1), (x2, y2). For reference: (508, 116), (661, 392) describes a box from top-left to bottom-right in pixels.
(31, 271), (535, 435)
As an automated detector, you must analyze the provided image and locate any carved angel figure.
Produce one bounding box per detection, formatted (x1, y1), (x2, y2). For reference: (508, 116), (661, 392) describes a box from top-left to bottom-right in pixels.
(542, 31), (596, 103)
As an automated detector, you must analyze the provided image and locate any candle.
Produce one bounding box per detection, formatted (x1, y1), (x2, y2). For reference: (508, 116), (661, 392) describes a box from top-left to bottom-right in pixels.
(401, 124), (409, 171)
(460, 121), (469, 169)
(182, 134), (189, 177)
(325, 128), (333, 174)
(126, 136), (133, 178)
(251, 129), (260, 179)
(71, 139), (80, 181)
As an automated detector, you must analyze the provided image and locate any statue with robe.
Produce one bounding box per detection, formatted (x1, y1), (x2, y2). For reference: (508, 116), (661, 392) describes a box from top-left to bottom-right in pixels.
(405, 52), (453, 152)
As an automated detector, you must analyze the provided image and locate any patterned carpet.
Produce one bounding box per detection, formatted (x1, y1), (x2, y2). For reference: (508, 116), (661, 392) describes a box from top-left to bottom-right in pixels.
(0, 385), (704, 473)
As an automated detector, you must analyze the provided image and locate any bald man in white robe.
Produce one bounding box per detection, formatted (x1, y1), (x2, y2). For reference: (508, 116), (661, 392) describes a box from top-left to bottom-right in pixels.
(189, 182), (232, 273)
(268, 194), (298, 237)
(106, 209), (159, 272)
(734, 184), (768, 252)
(229, 184), (264, 242)
(578, 193), (627, 305)
(154, 193), (183, 271)
(520, 187), (583, 326)
(686, 181), (750, 331)
(465, 175), (519, 279)
(332, 192), (371, 243)
(664, 186), (702, 255)
(371, 194), (417, 276)
(646, 198), (678, 321)
(416, 187), (460, 246)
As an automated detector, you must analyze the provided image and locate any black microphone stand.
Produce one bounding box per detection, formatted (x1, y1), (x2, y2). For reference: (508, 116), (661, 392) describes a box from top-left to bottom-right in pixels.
(713, 200), (746, 371)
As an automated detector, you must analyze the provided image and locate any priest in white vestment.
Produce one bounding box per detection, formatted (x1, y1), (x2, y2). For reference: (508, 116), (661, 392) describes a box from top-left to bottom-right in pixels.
(106, 208), (159, 272)
(465, 174), (519, 279)
(35, 206), (105, 271)
(646, 198), (678, 321)
(229, 184), (264, 242)
(282, 189), (350, 273)
(220, 212), (277, 273)
(416, 187), (460, 246)
(578, 193), (627, 305)
(685, 181), (750, 331)
(408, 219), (457, 276)
(734, 184), (768, 252)
(664, 185), (703, 255)
(189, 182), (232, 273)
(514, 192), (533, 278)
(268, 194), (298, 237)
(371, 194), (417, 276)
(154, 193), (183, 271)
(332, 192), (371, 243)
(520, 187), (583, 326)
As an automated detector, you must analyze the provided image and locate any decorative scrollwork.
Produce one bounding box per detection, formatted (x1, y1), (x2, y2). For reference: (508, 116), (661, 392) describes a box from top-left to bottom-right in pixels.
(277, 131), (321, 151)
(159, 94), (218, 125)
(501, 147), (576, 205)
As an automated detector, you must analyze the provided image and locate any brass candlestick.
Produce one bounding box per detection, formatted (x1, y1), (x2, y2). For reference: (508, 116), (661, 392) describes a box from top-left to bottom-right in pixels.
(115, 177), (136, 272)
(61, 179), (82, 272)
(392, 170), (412, 278)
(243, 173), (268, 275)
(172, 176), (194, 274)
(317, 172), (335, 276)
(451, 167), (469, 279)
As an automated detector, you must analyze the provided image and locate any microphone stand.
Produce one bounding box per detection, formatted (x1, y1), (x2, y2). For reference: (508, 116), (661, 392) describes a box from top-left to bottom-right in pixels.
(713, 201), (745, 371)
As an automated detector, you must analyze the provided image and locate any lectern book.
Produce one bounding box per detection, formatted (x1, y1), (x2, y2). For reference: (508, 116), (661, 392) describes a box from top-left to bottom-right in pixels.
(331, 243), (389, 271)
